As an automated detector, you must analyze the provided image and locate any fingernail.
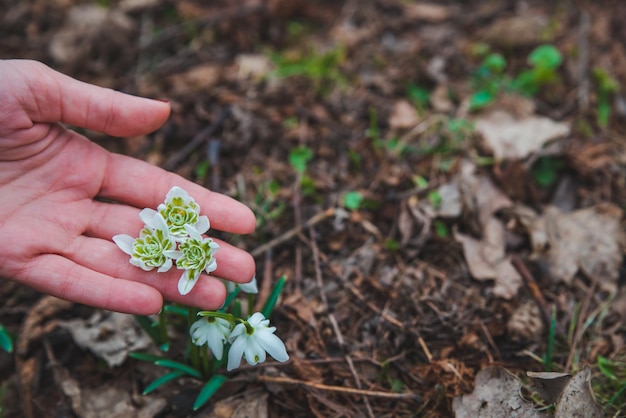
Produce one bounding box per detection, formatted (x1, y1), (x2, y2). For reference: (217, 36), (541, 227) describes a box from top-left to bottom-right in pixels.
(153, 98), (170, 103)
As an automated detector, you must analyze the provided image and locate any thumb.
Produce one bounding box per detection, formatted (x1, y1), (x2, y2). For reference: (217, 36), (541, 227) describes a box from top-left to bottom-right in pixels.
(1, 59), (170, 137)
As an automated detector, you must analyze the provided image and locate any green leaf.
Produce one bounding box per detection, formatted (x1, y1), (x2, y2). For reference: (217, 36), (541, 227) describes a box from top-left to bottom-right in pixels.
(262, 276), (287, 318)
(142, 370), (186, 395)
(163, 305), (190, 317)
(528, 44), (562, 70)
(469, 90), (495, 111)
(288, 146), (313, 174)
(598, 356), (618, 381)
(483, 53), (506, 73)
(0, 325), (13, 353)
(154, 359), (203, 379)
(343, 191), (364, 210)
(193, 375), (228, 411)
(129, 352), (168, 363)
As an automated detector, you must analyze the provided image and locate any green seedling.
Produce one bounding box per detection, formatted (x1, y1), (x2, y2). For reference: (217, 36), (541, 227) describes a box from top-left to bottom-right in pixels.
(592, 67), (619, 128)
(531, 156), (565, 188)
(512, 44), (563, 96)
(269, 45), (347, 93)
(343, 191), (364, 211)
(406, 83), (431, 113)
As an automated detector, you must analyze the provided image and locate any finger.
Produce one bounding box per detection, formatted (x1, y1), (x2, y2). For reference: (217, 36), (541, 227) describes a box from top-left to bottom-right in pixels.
(97, 153), (256, 234)
(5, 59), (170, 137)
(18, 254), (164, 315)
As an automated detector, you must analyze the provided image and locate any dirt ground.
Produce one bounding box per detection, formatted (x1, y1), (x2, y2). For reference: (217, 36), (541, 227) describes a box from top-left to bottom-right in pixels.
(2, 0), (626, 417)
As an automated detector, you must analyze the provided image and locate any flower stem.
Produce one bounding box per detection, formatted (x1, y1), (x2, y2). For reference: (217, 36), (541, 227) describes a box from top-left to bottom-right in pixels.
(187, 307), (200, 371)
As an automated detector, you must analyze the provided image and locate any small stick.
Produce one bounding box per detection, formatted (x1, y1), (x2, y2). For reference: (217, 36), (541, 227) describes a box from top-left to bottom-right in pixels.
(256, 375), (418, 401)
(511, 256), (551, 328)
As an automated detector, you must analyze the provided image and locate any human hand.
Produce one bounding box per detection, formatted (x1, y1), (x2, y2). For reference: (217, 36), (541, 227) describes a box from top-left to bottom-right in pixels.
(0, 60), (256, 315)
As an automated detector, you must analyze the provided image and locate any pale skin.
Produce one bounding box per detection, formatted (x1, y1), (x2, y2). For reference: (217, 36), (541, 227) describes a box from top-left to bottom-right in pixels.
(0, 60), (256, 315)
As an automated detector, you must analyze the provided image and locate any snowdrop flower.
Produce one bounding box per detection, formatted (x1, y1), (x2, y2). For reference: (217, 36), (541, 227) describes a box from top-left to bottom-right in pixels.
(113, 213), (175, 272)
(166, 224), (219, 295)
(225, 275), (259, 295)
(152, 186), (210, 240)
(227, 312), (289, 371)
(190, 317), (232, 360)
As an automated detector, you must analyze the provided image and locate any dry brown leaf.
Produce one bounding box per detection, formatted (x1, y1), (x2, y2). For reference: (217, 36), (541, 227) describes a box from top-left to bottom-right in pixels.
(405, 2), (454, 22)
(58, 311), (152, 367)
(554, 367), (603, 418)
(452, 367), (547, 418)
(388, 99), (421, 130)
(526, 371), (571, 405)
(167, 64), (222, 95)
(507, 301), (545, 341)
(475, 111), (570, 161)
(454, 218), (522, 299)
(526, 204), (623, 293)
(477, 14), (551, 47)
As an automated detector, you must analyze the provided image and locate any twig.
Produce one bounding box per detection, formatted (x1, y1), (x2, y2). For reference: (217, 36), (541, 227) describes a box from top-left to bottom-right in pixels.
(511, 256), (552, 329)
(256, 375), (419, 401)
(251, 208), (335, 258)
(163, 107), (230, 171)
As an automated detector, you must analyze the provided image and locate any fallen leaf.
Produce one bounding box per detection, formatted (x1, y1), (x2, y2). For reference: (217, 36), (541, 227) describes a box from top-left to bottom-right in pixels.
(452, 367), (547, 418)
(454, 218), (522, 299)
(236, 54), (274, 80)
(59, 311), (152, 367)
(507, 301), (545, 341)
(388, 99), (421, 130)
(478, 14), (551, 47)
(404, 2), (454, 22)
(554, 367), (603, 418)
(167, 64), (222, 94)
(526, 371), (571, 405)
(475, 111), (570, 161)
(526, 204), (623, 293)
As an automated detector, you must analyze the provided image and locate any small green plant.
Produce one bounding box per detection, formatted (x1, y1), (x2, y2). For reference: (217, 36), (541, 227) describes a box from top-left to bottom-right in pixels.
(469, 52), (507, 110)
(530, 156), (565, 188)
(594, 355), (626, 414)
(269, 45), (347, 93)
(343, 191), (364, 210)
(512, 44), (563, 96)
(592, 67), (619, 128)
(288, 146), (316, 196)
(366, 108), (413, 156)
(406, 83), (431, 113)
(469, 44), (563, 110)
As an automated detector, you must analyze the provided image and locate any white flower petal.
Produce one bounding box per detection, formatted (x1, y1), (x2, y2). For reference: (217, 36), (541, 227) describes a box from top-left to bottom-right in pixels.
(239, 276), (258, 294)
(195, 216), (210, 234)
(163, 250), (182, 260)
(204, 259), (217, 274)
(227, 335), (247, 371)
(157, 258), (173, 273)
(244, 338), (266, 366)
(166, 186), (188, 201)
(139, 208), (158, 227)
(178, 270), (200, 295)
(112, 234), (135, 255)
(184, 224), (203, 241)
(256, 331), (289, 362)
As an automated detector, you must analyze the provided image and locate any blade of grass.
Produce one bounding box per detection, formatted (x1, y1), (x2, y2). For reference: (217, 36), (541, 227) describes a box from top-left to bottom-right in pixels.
(154, 359), (203, 379)
(262, 276), (287, 318)
(142, 370), (186, 395)
(193, 375), (228, 411)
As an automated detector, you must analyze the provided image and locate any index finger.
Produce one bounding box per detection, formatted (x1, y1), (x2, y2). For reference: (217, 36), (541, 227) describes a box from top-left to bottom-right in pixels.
(99, 151), (256, 235)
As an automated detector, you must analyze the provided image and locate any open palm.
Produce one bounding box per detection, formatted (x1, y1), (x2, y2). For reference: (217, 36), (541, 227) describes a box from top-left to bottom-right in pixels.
(0, 60), (256, 315)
